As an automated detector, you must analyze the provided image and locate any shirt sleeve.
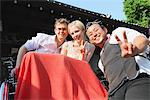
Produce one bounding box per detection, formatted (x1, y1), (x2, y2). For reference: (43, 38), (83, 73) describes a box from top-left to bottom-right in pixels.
(109, 27), (146, 44)
(24, 33), (45, 51)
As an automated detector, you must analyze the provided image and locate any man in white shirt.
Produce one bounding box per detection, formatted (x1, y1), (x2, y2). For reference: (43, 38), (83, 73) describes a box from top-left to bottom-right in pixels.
(86, 21), (150, 100)
(11, 18), (69, 76)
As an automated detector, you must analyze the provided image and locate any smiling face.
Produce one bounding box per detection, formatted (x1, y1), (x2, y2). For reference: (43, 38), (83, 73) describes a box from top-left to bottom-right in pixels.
(86, 24), (107, 46)
(68, 20), (85, 43)
(54, 23), (68, 42)
(69, 25), (85, 42)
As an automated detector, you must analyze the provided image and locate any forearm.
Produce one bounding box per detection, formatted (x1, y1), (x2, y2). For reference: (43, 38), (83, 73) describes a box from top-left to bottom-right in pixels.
(133, 35), (149, 55)
(15, 45), (28, 68)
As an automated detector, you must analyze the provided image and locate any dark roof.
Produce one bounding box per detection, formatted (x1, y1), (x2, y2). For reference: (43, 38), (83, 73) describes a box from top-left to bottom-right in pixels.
(1, 0), (149, 35)
(1, 0), (149, 57)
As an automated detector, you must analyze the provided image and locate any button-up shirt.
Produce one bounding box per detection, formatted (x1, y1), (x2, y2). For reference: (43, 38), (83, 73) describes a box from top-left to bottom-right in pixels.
(24, 33), (61, 54)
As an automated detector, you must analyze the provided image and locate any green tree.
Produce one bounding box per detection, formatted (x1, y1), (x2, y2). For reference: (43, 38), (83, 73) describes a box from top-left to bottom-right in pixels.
(123, 0), (150, 27)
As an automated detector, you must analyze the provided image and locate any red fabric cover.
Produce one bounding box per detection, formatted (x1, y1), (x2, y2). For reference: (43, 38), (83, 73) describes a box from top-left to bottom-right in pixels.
(15, 52), (107, 100)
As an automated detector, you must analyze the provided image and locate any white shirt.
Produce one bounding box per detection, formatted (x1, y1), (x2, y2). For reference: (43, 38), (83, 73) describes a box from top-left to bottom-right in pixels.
(98, 27), (150, 75)
(24, 33), (61, 54)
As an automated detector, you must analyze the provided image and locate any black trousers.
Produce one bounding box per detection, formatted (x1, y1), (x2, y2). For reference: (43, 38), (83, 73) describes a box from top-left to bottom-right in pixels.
(109, 73), (150, 100)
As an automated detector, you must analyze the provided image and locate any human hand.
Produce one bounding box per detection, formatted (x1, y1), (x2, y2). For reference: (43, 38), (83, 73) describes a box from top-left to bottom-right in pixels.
(115, 31), (137, 57)
(80, 40), (85, 60)
(11, 66), (19, 77)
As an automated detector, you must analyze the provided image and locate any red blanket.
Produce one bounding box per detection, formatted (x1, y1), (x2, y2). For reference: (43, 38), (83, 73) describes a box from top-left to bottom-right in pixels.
(15, 52), (107, 100)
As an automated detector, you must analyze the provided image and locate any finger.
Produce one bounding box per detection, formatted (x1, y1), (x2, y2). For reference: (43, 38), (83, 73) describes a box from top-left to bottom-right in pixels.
(123, 31), (128, 43)
(127, 43), (133, 54)
(115, 35), (121, 45)
(81, 40), (84, 47)
(121, 50), (127, 57)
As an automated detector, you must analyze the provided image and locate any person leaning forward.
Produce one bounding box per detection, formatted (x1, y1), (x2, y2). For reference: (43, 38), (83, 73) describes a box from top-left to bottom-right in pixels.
(11, 18), (69, 76)
(86, 20), (150, 100)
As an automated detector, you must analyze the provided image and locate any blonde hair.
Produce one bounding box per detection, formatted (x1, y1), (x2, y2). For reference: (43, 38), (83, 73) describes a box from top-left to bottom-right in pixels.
(68, 20), (85, 33)
(68, 20), (88, 40)
(54, 18), (69, 28)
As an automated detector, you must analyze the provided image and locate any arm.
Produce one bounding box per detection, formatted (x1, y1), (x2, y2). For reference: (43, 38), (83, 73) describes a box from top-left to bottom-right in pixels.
(11, 45), (28, 76)
(133, 35), (149, 54)
(115, 31), (149, 57)
(15, 45), (28, 67)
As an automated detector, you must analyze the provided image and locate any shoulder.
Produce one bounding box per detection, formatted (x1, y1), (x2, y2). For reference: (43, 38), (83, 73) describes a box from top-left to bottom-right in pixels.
(85, 41), (95, 49)
(63, 41), (73, 45)
(36, 33), (53, 38)
(109, 27), (145, 44)
(36, 33), (56, 42)
(62, 41), (73, 47)
(112, 27), (142, 35)
(86, 41), (95, 46)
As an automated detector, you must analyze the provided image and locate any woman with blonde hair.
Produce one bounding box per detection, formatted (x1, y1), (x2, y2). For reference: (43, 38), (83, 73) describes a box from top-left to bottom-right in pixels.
(61, 20), (95, 62)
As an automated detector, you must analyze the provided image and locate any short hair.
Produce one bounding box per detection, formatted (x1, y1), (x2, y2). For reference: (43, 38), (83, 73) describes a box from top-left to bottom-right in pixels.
(54, 18), (69, 28)
(68, 20), (85, 32)
(85, 20), (107, 41)
(86, 19), (105, 30)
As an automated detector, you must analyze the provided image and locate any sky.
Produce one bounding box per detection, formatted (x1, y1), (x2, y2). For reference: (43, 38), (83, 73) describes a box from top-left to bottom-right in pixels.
(55, 0), (126, 21)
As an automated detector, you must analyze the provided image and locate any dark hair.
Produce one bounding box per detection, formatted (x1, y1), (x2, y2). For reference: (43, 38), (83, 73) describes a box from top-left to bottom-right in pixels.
(86, 19), (105, 30)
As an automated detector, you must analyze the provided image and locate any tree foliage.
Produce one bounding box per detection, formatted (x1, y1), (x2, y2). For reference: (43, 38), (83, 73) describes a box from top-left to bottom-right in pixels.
(123, 0), (150, 27)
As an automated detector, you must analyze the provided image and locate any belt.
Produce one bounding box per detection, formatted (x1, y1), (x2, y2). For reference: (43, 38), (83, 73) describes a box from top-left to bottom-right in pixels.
(136, 73), (150, 79)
